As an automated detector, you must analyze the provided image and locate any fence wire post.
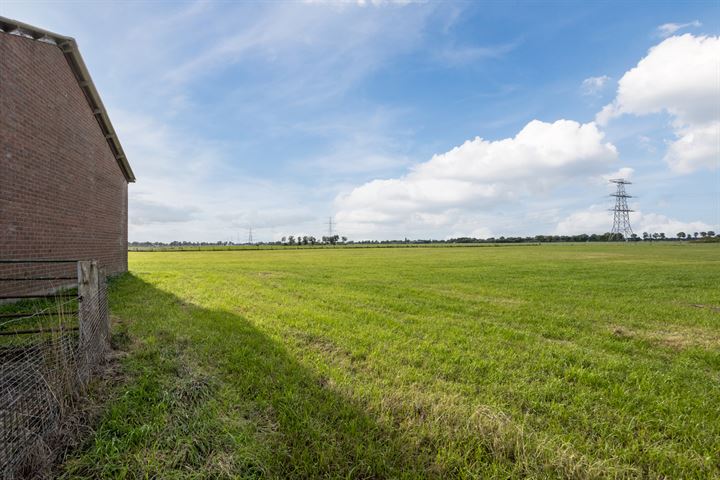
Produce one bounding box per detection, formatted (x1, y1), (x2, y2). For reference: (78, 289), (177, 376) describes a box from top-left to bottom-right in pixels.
(77, 260), (98, 386)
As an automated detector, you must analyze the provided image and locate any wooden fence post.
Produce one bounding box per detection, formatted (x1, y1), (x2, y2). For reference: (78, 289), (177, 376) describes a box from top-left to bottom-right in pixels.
(77, 260), (99, 383)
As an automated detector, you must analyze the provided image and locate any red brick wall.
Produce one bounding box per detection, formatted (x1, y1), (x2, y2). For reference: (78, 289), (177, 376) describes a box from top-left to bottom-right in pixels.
(0, 33), (128, 275)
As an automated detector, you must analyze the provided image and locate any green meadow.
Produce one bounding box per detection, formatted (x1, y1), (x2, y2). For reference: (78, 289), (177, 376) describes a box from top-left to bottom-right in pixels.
(60, 243), (720, 479)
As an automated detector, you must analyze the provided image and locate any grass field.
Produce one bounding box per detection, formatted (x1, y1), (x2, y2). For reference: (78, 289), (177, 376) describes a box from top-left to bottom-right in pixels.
(59, 243), (720, 478)
(128, 242), (539, 252)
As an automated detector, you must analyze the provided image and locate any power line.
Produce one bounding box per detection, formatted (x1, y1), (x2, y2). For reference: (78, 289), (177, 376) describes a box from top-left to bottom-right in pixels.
(609, 178), (634, 239)
(327, 217), (334, 237)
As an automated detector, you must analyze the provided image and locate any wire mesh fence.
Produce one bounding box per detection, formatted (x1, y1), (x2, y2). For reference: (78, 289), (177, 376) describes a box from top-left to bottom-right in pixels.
(0, 260), (110, 478)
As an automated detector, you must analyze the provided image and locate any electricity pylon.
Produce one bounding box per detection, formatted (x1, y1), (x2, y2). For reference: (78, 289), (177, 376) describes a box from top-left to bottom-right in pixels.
(609, 179), (634, 239)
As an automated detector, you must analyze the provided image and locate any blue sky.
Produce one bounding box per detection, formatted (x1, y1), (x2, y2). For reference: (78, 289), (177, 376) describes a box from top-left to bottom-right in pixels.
(4, 0), (719, 241)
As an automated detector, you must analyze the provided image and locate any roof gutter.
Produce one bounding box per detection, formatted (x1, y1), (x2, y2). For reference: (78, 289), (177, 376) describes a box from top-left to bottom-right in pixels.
(0, 16), (136, 182)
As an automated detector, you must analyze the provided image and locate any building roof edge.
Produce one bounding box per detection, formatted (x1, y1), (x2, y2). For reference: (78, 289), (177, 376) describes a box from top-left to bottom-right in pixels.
(0, 16), (136, 182)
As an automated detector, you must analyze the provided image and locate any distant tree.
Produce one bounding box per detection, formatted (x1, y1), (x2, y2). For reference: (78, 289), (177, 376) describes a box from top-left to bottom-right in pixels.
(630, 233), (638, 241)
(694, 232), (699, 238)
(659, 232), (666, 240)
(281, 236), (287, 244)
(652, 233), (659, 240)
(341, 236), (347, 243)
(708, 231), (716, 237)
(323, 235), (340, 245)
(288, 235), (295, 245)
(677, 232), (686, 239)
(700, 232), (707, 238)
(642, 232), (649, 241)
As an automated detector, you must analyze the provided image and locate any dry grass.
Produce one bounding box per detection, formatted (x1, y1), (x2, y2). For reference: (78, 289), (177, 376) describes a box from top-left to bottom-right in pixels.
(612, 324), (720, 350)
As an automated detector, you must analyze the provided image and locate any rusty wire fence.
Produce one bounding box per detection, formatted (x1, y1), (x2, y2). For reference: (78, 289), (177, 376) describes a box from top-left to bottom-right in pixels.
(0, 260), (109, 478)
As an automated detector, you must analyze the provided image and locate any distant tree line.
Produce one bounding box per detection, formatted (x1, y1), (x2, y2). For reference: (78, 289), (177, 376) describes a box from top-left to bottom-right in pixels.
(129, 235), (350, 248)
(130, 240), (247, 247)
(128, 230), (718, 248)
(448, 230), (717, 243)
(279, 235), (348, 245)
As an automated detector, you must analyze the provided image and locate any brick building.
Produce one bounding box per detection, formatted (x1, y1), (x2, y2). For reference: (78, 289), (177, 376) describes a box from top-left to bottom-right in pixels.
(0, 17), (135, 275)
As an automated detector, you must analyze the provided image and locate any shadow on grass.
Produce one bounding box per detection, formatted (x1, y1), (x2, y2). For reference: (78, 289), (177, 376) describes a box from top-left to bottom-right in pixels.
(59, 274), (427, 479)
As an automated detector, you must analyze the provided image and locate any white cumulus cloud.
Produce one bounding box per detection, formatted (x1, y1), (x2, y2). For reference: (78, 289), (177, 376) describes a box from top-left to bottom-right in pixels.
(336, 119), (618, 237)
(664, 122), (720, 174)
(597, 34), (720, 173)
